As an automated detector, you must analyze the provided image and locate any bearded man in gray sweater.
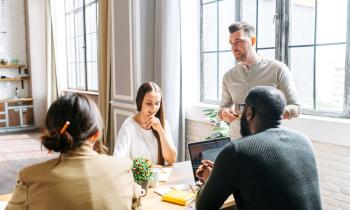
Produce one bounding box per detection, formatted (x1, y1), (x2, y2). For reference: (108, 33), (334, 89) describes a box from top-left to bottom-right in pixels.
(218, 22), (300, 139)
(196, 86), (322, 210)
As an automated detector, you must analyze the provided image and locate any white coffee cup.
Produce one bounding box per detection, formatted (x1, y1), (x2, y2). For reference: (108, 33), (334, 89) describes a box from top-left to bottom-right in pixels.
(135, 184), (146, 197)
(149, 168), (160, 188)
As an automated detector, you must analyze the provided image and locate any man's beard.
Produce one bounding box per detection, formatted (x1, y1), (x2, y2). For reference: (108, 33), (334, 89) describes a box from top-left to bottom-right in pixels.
(233, 51), (247, 62)
(240, 115), (251, 137)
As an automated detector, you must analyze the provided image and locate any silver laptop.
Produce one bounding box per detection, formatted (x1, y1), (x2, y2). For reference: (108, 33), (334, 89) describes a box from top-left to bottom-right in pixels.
(188, 137), (231, 183)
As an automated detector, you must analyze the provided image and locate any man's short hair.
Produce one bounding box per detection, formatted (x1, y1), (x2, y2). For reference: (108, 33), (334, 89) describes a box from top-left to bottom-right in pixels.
(228, 22), (255, 37)
(245, 86), (286, 122)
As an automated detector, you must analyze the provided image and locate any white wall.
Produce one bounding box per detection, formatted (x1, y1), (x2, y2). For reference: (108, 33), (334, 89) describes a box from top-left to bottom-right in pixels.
(0, 0), (29, 99)
(26, 0), (47, 127)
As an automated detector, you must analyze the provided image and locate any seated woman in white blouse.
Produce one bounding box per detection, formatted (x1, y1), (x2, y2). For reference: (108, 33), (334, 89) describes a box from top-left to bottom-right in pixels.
(113, 82), (177, 165)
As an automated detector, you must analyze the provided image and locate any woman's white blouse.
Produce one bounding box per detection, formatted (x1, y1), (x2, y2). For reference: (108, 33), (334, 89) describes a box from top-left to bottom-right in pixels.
(113, 117), (174, 165)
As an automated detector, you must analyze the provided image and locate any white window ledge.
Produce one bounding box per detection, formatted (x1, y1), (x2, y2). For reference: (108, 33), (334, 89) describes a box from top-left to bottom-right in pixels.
(186, 103), (350, 147)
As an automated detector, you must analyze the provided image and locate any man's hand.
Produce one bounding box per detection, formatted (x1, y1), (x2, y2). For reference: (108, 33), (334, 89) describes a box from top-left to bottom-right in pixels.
(283, 105), (301, 120)
(283, 111), (290, 120)
(195, 160), (214, 184)
(219, 108), (238, 123)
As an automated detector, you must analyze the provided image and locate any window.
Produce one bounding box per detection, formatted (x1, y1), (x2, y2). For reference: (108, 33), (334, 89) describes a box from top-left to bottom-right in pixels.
(65, 0), (99, 91)
(289, 0), (347, 116)
(200, 0), (350, 118)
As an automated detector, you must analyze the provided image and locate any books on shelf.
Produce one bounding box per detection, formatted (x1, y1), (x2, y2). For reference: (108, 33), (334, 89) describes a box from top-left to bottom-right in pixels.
(161, 189), (196, 206)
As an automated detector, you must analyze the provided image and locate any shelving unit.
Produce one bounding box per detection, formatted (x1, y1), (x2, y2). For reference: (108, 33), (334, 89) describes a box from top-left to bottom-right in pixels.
(0, 64), (35, 132)
(0, 97), (35, 132)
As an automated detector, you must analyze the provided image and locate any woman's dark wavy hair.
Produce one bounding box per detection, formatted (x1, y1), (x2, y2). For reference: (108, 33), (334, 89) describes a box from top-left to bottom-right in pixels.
(41, 93), (107, 165)
(135, 82), (165, 165)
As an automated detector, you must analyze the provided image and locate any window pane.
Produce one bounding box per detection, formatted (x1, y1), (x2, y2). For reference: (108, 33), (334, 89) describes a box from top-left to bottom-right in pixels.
(65, 0), (74, 12)
(75, 12), (84, 37)
(93, 62), (98, 90)
(317, 0), (347, 44)
(203, 3), (217, 52)
(91, 33), (97, 61)
(290, 47), (314, 109)
(218, 52), (235, 101)
(218, 0), (235, 51)
(90, 3), (97, 33)
(257, 0), (275, 48)
(87, 62), (93, 90)
(315, 45), (345, 112)
(85, 0), (94, 5)
(70, 38), (76, 63)
(87, 61), (98, 91)
(65, 15), (71, 38)
(85, 4), (91, 34)
(242, 0), (256, 29)
(69, 14), (74, 37)
(86, 34), (92, 62)
(202, 0), (216, 4)
(290, 0), (315, 45)
(257, 49), (275, 60)
(68, 63), (77, 89)
(75, 0), (83, 8)
(75, 37), (81, 62)
(203, 53), (218, 101)
(77, 63), (86, 89)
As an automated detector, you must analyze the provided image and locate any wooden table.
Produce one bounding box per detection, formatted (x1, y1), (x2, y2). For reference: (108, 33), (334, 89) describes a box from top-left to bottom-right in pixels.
(0, 161), (235, 209)
(142, 161), (235, 210)
(0, 193), (11, 201)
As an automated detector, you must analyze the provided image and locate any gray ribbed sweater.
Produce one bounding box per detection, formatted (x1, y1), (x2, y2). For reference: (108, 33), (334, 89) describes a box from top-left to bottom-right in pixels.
(196, 127), (322, 210)
(219, 58), (300, 139)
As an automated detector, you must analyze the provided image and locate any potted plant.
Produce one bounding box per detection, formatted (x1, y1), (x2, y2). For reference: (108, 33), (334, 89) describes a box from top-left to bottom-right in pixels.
(132, 157), (153, 193)
(203, 108), (229, 139)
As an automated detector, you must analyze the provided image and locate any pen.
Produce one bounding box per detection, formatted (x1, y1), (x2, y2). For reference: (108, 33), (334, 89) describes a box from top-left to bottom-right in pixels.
(189, 184), (196, 194)
(60, 121), (70, 134)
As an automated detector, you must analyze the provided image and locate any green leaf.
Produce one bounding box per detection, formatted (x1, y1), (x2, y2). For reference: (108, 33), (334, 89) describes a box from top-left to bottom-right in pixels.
(203, 108), (215, 112)
(209, 113), (217, 118)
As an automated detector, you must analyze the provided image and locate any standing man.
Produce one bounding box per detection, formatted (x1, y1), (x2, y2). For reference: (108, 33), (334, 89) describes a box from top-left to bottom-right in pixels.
(196, 86), (322, 210)
(219, 22), (300, 139)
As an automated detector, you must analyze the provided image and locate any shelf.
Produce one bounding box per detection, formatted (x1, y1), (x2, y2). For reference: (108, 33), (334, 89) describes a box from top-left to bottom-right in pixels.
(0, 64), (25, 69)
(0, 77), (30, 81)
(0, 64), (27, 74)
(0, 77), (30, 88)
(0, 97), (33, 103)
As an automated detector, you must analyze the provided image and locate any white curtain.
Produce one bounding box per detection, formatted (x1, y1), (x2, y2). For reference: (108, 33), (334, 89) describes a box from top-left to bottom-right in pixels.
(47, 0), (67, 105)
(154, 0), (185, 161)
(46, 0), (58, 107)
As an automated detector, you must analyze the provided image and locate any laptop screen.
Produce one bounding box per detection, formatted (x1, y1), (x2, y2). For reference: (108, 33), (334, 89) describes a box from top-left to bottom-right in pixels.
(188, 137), (231, 181)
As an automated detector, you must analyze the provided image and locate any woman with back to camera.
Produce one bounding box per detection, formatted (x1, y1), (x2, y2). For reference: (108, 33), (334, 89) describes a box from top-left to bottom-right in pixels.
(114, 82), (177, 165)
(6, 93), (141, 210)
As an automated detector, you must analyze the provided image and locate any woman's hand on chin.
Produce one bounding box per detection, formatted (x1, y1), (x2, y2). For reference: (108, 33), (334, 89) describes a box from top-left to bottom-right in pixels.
(149, 116), (163, 133)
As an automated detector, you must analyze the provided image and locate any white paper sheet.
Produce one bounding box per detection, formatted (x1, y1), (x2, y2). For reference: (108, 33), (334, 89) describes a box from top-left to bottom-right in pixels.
(158, 168), (173, 182)
(0, 201), (8, 210)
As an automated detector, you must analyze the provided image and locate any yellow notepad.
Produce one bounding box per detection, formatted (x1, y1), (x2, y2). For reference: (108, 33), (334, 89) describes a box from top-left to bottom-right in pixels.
(161, 189), (196, 206)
